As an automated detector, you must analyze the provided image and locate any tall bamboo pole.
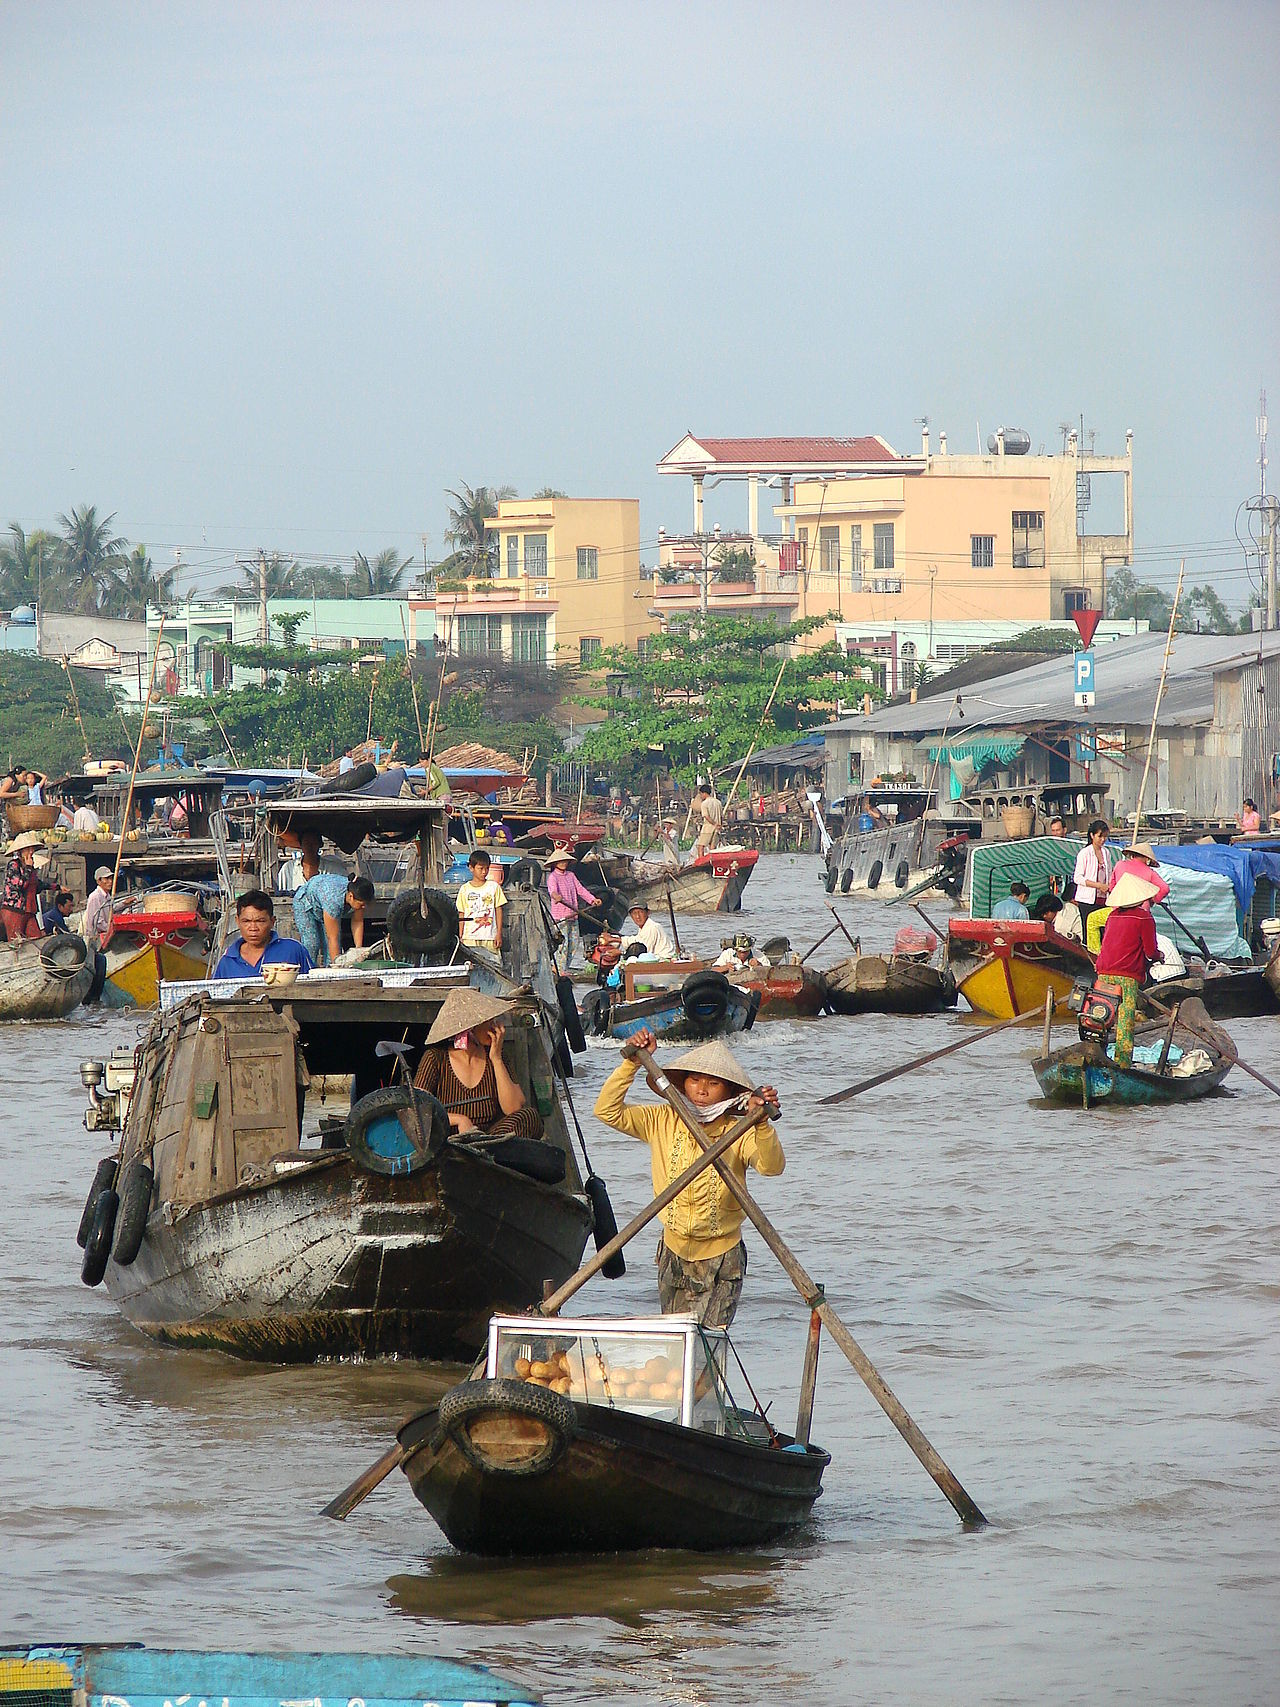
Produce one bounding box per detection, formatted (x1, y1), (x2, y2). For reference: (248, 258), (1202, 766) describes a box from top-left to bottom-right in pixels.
(111, 616), (166, 901)
(722, 654), (789, 814)
(1131, 561), (1184, 844)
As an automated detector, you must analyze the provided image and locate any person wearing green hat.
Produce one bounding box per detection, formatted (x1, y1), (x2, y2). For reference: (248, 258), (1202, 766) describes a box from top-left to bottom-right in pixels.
(593, 1028), (783, 1326)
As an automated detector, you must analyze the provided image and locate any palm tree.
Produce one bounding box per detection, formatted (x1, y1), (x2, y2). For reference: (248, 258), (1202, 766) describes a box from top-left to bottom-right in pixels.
(0, 524), (60, 609)
(104, 544), (178, 620)
(216, 553), (302, 601)
(57, 504), (128, 612)
(532, 487), (568, 499)
(349, 547), (413, 597)
(445, 482), (516, 575)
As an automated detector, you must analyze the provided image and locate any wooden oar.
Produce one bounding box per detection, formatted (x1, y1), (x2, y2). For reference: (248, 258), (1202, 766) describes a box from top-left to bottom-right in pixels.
(665, 885), (684, 957)
(827, 903), (859, 950)
(624, 1044), (987, 1528)
(319, 1101), (772, 1521)
(819, 1004), (1047, 1105)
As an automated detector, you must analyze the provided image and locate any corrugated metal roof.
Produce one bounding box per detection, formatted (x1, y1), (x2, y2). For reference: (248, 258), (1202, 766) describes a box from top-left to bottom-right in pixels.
(825, 631), (1280, 737)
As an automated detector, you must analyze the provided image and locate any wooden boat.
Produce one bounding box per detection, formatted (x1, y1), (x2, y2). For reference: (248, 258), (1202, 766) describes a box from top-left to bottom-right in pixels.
(580, 961), (759, 1042)
(1143, 963), (1280, 1021)
(824, 786), (980, 900)
(598, 846), (759, 916)
(0, 932), (94, 1019)
(0, 1646), (542, 1707)
(397, 1312), (829, 1555)
(104, 933), (210, 1008)
(732, 958), (829, 1019)
(948, 917), (1094, 1020)
(1032, 998), (1237, 1106)
(77, 969), (595, 1362)
(823, 952), (957, 1015)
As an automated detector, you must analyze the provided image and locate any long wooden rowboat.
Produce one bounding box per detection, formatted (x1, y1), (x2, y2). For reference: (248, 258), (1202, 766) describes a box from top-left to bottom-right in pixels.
(0, 932), (94, 1020)
(1032, 999), (1237, 1106)
(948, 917), (1094, 1020)
(823, 952), (956, 1016)
(397, 1313), (828, 1555)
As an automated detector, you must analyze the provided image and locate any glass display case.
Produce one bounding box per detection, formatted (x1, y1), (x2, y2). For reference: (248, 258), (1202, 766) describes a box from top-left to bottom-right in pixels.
(485, 1314), (737, 1434)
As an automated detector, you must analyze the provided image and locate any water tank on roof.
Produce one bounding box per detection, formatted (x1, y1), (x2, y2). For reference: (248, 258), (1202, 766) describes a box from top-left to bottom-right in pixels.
(9, 605), (35, 624)
(986, 429), (1031, 456)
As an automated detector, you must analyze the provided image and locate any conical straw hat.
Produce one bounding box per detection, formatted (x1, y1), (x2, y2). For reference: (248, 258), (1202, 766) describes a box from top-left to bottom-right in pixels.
(425, 986), (516, 1046)
(7, 831), (44, 854)
(1107, 869), (1162, 910)
(664, 1038), (754, 1093)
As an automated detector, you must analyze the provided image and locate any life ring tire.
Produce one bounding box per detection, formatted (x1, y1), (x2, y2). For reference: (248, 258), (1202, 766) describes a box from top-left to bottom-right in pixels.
(508, 858), (539, 888)
(81, 1187), (118, 1286)
(556, 974), (586, 1053)
(310, 761), (378, 796)
(345, 1085), (449, 1176)
(77, 1156), (118, 1248)
(680, 969), (732, 1031)
(111, 1158), (154, 1265)
(438, 1377), (576, 1478)
(386, 889), (457, 962)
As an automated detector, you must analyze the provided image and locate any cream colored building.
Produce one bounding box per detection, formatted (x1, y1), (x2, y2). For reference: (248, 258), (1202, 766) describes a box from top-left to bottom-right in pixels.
(655, 428), (1134, 654)
(416, 497), (654, 669)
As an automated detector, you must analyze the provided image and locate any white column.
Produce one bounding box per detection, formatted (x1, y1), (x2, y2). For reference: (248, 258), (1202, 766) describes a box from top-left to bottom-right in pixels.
(693, 475), (704, 534)
(748, 474), (759, 540)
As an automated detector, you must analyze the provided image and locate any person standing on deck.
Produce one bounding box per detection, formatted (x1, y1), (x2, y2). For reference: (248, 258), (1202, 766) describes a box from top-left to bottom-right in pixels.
(691, 785), (723, 858)
(593, 1029), (783, 1327)
(292, 866), (374, 966)
(1093, 870), (1165, 1066)
(545, 847), (600, 970)
(83, 866), (116, 950)
(1, 833), (55, 940)
(456, 847), (506, 953)
(1072, 819), (1113, 928)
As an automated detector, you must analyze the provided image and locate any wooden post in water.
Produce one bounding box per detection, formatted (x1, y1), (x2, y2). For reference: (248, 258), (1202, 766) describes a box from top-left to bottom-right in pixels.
(1041, 986), (1054, 1058)
(794, 1305), (823, 1446)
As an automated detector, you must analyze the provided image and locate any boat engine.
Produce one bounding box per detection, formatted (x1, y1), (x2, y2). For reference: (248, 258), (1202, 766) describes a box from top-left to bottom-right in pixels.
(80, 1048), (139, 1133)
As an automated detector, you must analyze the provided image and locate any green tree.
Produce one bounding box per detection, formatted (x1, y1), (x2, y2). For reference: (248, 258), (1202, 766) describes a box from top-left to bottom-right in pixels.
(0, 525), (60, 609)
(57, 504), (128, 612)
(1185, 583), (1236, 634)
(574, 614), (877, 784)
(532, 486), (568, 499)
(217, 552), (303, 601)
(349, 547), (413, 597)
(444, 482), (516, 575)
(0, 653), (138, 773)
(713, 543), (757, 583)
(104, 544), (178, 620)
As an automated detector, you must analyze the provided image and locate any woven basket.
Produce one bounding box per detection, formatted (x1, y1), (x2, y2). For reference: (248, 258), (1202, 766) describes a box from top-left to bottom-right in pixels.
(5, 802), (60, 833)
(1001, 804), (1035, 840)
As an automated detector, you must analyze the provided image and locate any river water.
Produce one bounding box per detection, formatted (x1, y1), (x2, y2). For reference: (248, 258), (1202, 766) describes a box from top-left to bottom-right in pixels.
(2, 853), (1277, 1705)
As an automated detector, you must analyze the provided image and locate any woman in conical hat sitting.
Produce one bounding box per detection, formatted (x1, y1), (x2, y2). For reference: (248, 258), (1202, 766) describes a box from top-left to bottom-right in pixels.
(1094, 869), (1165, 1066)
(593, 1028), (782, 1327)
(413, 987), (543, 1139)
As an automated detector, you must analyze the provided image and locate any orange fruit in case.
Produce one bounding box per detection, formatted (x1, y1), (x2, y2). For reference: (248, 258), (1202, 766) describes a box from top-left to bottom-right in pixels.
(514, 1356), (532, 1378)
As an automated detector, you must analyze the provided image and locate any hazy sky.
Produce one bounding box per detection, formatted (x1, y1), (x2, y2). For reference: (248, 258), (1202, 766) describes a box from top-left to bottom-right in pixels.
(2, 1), (1277, 604)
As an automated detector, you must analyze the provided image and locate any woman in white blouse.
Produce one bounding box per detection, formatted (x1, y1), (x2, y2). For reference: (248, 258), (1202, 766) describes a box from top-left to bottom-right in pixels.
(1071, 819), (1113, 923)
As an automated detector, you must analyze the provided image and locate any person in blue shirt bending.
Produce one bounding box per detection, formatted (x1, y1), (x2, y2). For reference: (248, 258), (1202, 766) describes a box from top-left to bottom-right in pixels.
(291, 867), (375, 966)
(992, 880), (1031, 922)
(212, 890), (313, 979)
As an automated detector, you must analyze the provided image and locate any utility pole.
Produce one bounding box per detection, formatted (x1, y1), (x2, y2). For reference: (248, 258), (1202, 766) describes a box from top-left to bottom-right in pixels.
(1245, 390), (1278, 630)
(928, 565), (937, 661)
(258, 549), (269, 684)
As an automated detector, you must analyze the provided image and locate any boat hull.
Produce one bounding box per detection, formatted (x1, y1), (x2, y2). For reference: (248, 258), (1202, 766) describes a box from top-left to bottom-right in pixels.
(956, 952), (1082, 1021)
(736, 964), (829, 1020)
(0, 934), (94, 1019)
(605, 982), (758, 1041)
(104, 1148), (594, 1362)
(1032, 1052), (1234, 1105)
(399, 1398), (828, 1555)
(614, 850), (758, 915)
(823, 955), (956, 1016)
(105, 938), (209, 1009)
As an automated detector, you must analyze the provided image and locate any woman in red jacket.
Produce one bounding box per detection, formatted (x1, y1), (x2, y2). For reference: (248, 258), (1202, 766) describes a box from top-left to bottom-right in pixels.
(1094, 870), (1165, 1064)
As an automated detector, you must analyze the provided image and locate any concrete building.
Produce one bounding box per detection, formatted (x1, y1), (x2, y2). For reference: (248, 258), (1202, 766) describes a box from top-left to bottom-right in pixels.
(415, 497), (654, 669)
(822, 629), (1280, 826)
(145, 597), (433, 697)
(656, 425), (1134, 656)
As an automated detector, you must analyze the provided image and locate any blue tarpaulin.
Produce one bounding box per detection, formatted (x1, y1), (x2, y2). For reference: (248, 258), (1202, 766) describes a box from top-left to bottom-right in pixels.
(1144, 842), (1280, 916)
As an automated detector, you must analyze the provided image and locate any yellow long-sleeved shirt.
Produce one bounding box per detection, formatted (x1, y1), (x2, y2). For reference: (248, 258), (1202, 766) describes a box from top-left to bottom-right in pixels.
(593, 1057), (784, 1261)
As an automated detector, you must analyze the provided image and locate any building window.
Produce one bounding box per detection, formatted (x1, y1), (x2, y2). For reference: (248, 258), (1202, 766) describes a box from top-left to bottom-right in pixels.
(797, 526), (808, 566)
(507, 535), (519, 578)
(577, 546), (599, 580)
(819, 526), (840, 576)
(525, 534), (548, 577)
(1012, 510), (1045, 569)
(1063, 589), (1089, 617)
(579, 636), (602, 666)
(871, 577), (903, 595)
(901, 640), (918, 690)
(511, 614), (547, 664)
(485, 534), (500, 578)
(971, 534), (994, 568)
(873, 523), (894, 571)
(637, 635), (657, 660)
(458, 614), (503, 655)
(849, 524), (863, 589)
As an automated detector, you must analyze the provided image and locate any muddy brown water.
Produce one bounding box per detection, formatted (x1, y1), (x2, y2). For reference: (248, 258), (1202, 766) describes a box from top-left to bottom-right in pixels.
(2, 854), (1277, 1703)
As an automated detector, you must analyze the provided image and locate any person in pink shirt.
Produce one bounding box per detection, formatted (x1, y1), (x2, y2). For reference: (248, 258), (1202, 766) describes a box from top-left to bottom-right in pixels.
(1240, 798), (1262, 834)
(545, 847), (601, 969)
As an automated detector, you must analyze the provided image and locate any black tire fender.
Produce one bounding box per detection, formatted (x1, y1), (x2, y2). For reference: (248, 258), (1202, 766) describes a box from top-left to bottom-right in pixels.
(310, 761), (377, 796)
(866, 859), (883, 890)
(81, 1187), (119, 1287)
(386, 889), (458, 963)
(680, 969), (731, 1030)
(840, 866), (855, 893)
(508, 858), (539, 888)
(345, 1085), (449, 1176)
(438, 1377), (576, 1478)
(556, 974), (586, 1053)
(580, 988), (611, 1037)
(41, 934), (88, 974)
(112, 1158), (154, 1265)
(894, 859), (910, 889)
(77, 1156), (118, 1248)
(824, 863), (838, 893)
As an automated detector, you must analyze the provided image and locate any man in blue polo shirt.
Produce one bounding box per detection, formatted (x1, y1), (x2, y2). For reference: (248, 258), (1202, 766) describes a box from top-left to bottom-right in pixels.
(212, 889), (313, 979)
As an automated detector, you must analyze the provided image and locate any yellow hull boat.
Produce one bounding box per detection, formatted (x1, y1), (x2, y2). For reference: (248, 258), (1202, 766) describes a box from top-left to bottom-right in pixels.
(105, 940), (209, 1009)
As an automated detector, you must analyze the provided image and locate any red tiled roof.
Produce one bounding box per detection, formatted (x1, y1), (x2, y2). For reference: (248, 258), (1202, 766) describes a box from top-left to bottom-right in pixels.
(691, 435), (899, 464)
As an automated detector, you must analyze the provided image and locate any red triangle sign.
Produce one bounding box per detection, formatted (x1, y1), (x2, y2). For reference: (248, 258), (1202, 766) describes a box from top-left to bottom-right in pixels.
(1071, 608), (1102, 647)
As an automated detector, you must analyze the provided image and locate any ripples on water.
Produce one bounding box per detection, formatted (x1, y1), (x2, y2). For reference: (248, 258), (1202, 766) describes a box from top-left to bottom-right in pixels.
(2, 855), (1277, 1704)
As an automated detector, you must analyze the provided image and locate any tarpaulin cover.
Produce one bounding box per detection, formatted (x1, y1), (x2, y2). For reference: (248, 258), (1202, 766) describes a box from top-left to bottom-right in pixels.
(1142, 842), (1280, 916)
(925, 735), (1026, 768)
